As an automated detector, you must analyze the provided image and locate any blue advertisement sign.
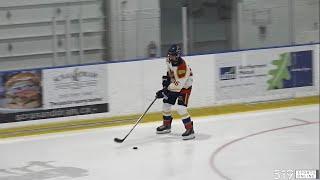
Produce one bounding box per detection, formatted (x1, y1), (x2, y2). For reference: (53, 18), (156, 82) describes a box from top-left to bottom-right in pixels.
(283, 50), (313, 88)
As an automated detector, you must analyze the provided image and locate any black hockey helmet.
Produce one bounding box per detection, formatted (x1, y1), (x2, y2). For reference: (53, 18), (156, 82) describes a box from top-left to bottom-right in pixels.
(167, 44), (182, 65)
(167, 44), (182, 57)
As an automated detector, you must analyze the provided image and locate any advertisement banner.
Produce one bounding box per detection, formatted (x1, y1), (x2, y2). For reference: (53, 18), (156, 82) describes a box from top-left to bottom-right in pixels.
(0, 70), (42, 111)
(215, 49), (314, 101)
(0, 64), (109, 123)
(42, 65), (108, 109)
(267, 50), (313, 89)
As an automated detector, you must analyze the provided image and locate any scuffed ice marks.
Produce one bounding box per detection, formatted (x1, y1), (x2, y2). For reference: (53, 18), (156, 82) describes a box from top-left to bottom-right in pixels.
(0, 161), (88, 180)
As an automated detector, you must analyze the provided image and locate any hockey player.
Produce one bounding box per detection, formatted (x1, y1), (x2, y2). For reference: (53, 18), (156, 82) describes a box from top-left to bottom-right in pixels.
(155, 44), (194, 140)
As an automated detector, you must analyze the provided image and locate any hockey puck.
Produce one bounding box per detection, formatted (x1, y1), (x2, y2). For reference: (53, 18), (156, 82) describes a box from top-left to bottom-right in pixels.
(133, 146), (138, 150)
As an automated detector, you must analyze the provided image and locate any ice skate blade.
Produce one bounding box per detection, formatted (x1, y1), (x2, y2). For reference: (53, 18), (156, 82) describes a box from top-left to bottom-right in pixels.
(156, 129), (171, 134)
(182, 134), (195, 140)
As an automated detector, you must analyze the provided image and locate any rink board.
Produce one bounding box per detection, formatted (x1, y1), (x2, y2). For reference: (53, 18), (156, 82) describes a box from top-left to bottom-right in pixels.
(0, 95), (318, 138)
(0, 43), (319, 137)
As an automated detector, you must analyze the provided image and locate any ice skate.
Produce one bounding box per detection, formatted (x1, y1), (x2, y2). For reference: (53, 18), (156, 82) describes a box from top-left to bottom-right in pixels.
(182, 128), (195, 140)
(156, 124), (171, 134)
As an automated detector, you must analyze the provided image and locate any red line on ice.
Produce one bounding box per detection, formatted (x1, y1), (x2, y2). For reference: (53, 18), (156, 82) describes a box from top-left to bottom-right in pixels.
(209, 121), (319, 180)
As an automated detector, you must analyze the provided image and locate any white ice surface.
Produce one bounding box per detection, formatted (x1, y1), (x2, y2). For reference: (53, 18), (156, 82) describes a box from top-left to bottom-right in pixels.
(0, 105), (319, 180)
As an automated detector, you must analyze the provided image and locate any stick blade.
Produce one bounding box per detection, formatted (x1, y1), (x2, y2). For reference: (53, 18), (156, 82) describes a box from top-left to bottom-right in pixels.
(114, 137), (124, 143)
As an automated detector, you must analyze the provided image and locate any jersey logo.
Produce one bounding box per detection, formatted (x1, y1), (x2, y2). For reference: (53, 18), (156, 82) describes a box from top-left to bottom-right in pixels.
(174, 80), (179, 86)
(178, 69), (186, 76)
(177, 62), (187, 78)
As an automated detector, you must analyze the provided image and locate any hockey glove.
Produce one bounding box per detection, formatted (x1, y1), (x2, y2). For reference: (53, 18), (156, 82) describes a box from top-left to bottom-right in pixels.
(162, 75), (171, 88)
(156, 89), (168, 99)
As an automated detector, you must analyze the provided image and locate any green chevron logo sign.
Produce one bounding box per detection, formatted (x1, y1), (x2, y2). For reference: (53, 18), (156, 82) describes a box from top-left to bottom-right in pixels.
(267, 51), (313, 90)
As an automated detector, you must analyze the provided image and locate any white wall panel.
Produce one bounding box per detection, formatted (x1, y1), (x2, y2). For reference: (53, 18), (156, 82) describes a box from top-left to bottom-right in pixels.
(0, 0), (105, 71)
(0, 21), (102, 40)
(0, 34), (102, 55)
(107, 61), (145, 115)
(0, 4), (102, 25)
(109, 0), (160, 60)
(0, 0), (99, 7)
(238, 0), (291, 48)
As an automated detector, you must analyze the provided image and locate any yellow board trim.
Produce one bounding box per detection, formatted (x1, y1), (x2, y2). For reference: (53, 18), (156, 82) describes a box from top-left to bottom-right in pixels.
(0, 96), (318, 139)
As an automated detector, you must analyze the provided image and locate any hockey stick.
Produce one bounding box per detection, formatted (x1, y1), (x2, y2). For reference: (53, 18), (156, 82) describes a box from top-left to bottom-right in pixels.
(114, 97), (158, 143)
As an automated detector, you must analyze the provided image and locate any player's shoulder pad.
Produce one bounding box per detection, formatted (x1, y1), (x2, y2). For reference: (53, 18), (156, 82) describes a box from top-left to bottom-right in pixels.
(177, 59), (187, 78)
